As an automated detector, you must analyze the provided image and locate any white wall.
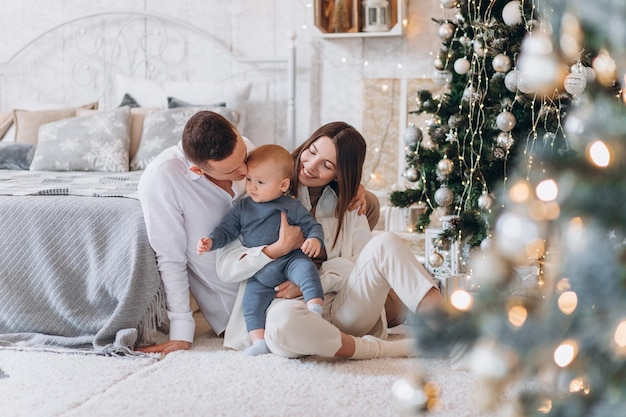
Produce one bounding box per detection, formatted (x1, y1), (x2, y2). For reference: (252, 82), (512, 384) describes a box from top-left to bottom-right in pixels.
(0, 0), (441, 148)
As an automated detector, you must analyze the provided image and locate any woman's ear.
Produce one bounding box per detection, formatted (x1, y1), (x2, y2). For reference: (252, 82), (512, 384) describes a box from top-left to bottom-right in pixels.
(280, 178), (291, 192)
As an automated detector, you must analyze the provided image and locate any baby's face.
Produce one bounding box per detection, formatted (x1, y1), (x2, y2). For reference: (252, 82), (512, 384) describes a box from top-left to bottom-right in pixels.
(245, 162), (289, 203)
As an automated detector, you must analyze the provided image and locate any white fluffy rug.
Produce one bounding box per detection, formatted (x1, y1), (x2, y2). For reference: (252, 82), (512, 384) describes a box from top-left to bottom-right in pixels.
(0, 326), (521, 417)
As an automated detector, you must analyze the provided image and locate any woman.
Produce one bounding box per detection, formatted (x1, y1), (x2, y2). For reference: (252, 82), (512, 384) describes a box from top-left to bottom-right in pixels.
(216, 122), (444, 359)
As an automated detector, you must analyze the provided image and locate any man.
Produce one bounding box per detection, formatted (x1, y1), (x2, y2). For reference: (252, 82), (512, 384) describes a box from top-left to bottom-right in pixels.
(137, 111), (302, 354)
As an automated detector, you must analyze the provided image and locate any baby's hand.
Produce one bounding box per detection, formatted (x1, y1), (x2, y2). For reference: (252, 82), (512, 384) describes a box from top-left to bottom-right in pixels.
(197, 237), (213, 255)
(301, 238), (321, 257)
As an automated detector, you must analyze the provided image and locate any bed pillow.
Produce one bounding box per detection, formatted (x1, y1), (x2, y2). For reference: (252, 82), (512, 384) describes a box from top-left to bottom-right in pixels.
(114, 74), (251, 131)
(0, 142), (36, 170)
(0, 110), (13, 140)
(130, 106), (240, 170)
(30, 106), (131, 172)
(78, 106), (158, 162)
(13, 102), (99, 145)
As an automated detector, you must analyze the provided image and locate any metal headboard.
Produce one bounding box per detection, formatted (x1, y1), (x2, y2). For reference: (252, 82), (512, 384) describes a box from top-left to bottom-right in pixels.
(0, 10), (296, 147)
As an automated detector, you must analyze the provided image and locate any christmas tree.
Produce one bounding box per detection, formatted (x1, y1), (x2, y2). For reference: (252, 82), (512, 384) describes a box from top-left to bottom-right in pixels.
(397, 0), (626, 415)
(391, 0), (575, 247)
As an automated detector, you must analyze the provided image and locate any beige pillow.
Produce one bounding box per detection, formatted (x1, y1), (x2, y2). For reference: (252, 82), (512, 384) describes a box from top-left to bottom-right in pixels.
(13, 102), (98, 144)
(78, 106), (156, 160)
(0, 110), (13, 140)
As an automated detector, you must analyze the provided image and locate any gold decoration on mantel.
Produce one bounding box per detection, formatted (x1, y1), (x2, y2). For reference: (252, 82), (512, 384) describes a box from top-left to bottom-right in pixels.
(361, 78), (446, 193)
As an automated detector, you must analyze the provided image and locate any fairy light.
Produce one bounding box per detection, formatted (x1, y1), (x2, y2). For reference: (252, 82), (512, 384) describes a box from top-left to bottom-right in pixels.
(614, 320), (626, 348)
(587, 140), (611, 167)
(558, 291), (578, 315)
(536, 179), (558, 201)
(554, 340), (578, 367)
(450, 289), (473, 311)
(508, 305), (528, 327)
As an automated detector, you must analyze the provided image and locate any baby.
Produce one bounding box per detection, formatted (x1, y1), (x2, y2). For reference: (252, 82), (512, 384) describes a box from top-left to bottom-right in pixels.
(197, 144), (324, 356)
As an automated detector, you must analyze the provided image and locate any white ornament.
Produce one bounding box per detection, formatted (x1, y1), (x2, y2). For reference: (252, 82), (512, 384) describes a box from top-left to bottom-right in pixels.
(585, 66), (597, 83)
(516, 73), (535, 94)
(496, 111), (516, 132)
(433, 57), (444, 70)
(432, 69), (452, 86)
(434, 186), (454, 207)
(564, 72), (587, 95)
(496, 132), (514, 150)
(478, 193), (494, 210)
(437, 158), (454, 175)
(404, 167), (420, 182)
(473, 40), (487, 57)
(425, 115), (441, 127)
(440, 0), (459, 9)
(502, 1), (523, 26)
(504, 69), (519, 92)
(403, 125), (423, 144)
(438, 23), (455, 42)
(454, 57), (471, 75)
(428, 251), (445, 268)
(492, 54), (512, 73)
(462, 86), (480, 102)
(479, 237), (492, 251)
(517, 32), (559, 92)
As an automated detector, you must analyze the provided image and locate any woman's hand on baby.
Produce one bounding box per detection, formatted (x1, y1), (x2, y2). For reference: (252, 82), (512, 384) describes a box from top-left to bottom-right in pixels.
(274, 281), (303, 299)
(197, 237), (212, 255)
(301, 237), (321, 257)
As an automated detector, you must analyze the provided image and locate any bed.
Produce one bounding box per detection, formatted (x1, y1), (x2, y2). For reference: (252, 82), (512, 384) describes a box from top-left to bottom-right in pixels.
(0, 10), (296, 354)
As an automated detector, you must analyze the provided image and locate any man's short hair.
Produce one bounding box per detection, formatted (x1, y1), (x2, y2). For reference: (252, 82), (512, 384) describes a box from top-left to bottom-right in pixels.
(182, 111), (239, 167)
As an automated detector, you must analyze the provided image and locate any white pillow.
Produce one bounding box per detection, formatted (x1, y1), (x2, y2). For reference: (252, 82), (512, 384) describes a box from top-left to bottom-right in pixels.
(114, 74), (252, 132)
(30, 107), (131, 172)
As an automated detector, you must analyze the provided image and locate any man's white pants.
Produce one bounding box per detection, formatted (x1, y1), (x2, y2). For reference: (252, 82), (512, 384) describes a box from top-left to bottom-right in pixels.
(265, 232), (437, 358)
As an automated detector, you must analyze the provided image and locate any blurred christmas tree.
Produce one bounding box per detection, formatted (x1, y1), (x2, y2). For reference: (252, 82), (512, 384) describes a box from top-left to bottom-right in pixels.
(397, 0), (626, 415)
(390, 0), (575, 247)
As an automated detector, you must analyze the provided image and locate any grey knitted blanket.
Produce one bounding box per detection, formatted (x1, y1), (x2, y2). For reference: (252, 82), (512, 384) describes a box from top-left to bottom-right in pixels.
(0, 171), (166, 355)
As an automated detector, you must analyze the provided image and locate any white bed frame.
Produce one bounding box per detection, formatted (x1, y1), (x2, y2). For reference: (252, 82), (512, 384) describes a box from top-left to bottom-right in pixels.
(0, 10), (297, 148)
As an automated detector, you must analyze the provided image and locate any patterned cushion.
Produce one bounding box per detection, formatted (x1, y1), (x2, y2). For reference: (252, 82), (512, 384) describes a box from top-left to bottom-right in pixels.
(30, 107), (131, 172)
(130, 106), (240, 171)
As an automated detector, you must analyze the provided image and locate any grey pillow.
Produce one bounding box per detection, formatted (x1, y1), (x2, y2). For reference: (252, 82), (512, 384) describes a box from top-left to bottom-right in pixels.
(131, 106), (240, 171)
(30, 107), (131, 172)
(119, 93), (141, 108)
(0, 142), (36, 170)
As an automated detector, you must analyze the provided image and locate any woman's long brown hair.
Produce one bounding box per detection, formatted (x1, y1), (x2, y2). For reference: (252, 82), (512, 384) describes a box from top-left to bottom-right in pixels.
(291, 122), (366, 248)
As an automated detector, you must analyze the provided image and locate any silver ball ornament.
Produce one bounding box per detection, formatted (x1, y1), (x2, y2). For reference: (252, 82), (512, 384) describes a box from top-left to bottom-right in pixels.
(425, 115), (441, 128)
(502, 1), (523, 26)
(404, 167), (420, 182)
(440, 0), (459, 9)
(504, 69), (518, 92)
(495, 132), (514, 150)
(434, 186), (454, 207)
(437, 158), (454, 176)
(433, 57), (444, 70)
(428, 251), (445, 268)
(492, 54), (512, 73)
(473, 40), (487, 57)
(438, 23), (455, 42)
(454, 57), (471, 75)
(564, 72), (587, 95)
(432, 69), (452, 86)
(496, 111), (516, 132)
(478, 193), (494, 210)
(403, 125), (423, 144)
(585, 66), (597, 83)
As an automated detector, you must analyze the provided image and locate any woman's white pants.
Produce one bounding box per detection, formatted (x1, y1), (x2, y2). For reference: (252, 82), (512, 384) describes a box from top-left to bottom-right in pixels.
(265, 232), (438, 358)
